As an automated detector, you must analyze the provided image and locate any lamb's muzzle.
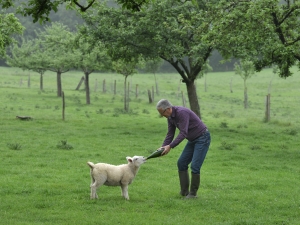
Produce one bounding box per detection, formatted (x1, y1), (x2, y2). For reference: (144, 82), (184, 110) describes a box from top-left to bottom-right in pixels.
(87, 156), (146, 200)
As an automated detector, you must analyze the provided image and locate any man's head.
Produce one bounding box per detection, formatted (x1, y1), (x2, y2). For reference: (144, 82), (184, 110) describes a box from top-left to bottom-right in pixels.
(156, 99), (173, 118)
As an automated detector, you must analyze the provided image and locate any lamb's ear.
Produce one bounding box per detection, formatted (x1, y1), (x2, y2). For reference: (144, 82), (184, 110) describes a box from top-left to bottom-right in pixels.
(126, 157), (133, 163)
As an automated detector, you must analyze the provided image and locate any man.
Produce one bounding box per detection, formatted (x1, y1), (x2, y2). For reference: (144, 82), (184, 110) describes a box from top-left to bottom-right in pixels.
(156, 99), (211, 199)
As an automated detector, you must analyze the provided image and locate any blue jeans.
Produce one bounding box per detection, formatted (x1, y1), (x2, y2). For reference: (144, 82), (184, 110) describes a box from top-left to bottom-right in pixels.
(177, 131), (211, 174)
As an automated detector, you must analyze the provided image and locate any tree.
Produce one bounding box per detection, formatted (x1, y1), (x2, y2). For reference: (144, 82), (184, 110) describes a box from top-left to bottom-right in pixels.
(81, 0), (217, 118)
(6, 38), (49, 90)
(0, 0), (153, 23)
(234, 60), (255, 109)
(36, 22), (77, 96)
(112, 58), (139, 112)
(144, 58), (164, 95)
(199, 60), (212, 92)
(73, 34), (112, 104)
(0, 12), (24, 57)
(209, 0), (300, 78)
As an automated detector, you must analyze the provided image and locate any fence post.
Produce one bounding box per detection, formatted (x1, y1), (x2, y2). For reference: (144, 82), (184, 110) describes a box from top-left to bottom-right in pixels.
(148, 89), (153, 103)
(103, 79), (106, 93)
(62, 91), (65, 121)
(28, 75), (31, 88)
(265, 94), (270, 122)
(181, 91), (186, 107)
(136, 84), (139, 98)
(75, 76), (85, 90)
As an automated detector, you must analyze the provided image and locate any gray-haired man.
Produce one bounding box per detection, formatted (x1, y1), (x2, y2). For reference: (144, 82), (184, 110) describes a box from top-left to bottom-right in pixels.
(156, 99), (211, 199)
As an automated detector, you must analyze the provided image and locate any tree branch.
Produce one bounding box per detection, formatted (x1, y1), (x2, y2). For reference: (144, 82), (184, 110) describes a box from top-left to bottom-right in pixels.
(73, 0), (96, 12)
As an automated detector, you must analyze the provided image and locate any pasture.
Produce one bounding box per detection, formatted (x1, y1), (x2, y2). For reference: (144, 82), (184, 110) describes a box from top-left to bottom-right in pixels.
(0, 66), (299, 225)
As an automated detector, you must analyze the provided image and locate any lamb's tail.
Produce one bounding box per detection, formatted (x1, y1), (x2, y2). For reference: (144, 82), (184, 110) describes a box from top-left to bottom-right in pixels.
(87, 162), (95, 169)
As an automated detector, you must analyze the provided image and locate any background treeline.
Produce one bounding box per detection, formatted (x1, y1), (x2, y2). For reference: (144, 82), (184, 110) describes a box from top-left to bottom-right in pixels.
(0, 0), (235, 72)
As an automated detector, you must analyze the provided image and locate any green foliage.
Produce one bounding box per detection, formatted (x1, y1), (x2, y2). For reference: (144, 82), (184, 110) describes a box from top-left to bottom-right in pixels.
(81, 0), (217, 117)
(0, 0), (151, 23)
(234, 60), (256, 81)
(0, 12), (24, 56)
(211, 0), (300, 78)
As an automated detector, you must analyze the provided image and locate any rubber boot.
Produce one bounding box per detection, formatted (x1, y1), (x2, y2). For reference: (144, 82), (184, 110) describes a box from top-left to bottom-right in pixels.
(185, 173), (200, 199)
(178, 171), (189, 196)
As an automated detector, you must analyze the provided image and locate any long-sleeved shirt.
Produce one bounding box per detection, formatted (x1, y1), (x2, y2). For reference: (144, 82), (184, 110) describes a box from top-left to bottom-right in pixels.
(162, 106), (207, 148)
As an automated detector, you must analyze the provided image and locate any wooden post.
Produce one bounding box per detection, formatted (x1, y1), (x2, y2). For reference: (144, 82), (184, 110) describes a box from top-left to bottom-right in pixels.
(75, 76), (85, 90)
(62, 91), (65, 121)
(114, 80), (117, 95)
(28, 75), (31, 88)
(265, 94), (271, 122)
(148, 89), (153, 103)
(136, 84), (139, 98)
(103, 79), (106, 93)
(19, 78), (23, 87)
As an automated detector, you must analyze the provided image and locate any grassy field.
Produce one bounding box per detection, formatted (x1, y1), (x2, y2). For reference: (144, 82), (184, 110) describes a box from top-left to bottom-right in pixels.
(1, 66), (299, 225)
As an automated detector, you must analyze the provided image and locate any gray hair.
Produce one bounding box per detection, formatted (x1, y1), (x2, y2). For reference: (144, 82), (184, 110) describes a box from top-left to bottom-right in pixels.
(156, 99), (173, 110)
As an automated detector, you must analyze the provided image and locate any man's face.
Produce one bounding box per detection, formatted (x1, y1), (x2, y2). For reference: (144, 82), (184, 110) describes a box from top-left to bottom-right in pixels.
(158, 108), (171, 118)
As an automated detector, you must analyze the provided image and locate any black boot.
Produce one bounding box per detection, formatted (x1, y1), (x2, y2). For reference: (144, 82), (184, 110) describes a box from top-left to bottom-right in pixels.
(178, 171), (189, 196)
(186, 173), (200, 199)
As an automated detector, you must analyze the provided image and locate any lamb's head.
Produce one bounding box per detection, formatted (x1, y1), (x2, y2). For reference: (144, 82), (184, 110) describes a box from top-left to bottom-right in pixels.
(126, 156), (146, 167)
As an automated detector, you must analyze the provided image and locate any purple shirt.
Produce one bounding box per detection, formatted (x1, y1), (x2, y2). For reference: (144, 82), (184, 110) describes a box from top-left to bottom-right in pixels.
(162, 106), (207, 148)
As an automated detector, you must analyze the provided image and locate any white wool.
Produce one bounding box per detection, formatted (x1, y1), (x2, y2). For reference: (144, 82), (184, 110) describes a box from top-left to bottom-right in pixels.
(87, 156), (146, 200)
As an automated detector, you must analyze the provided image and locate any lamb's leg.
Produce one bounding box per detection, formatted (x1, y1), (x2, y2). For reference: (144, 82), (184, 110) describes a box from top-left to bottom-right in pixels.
(121, 184), (129, 200)
(90, 169), (95, 188)
(90, 174), (107, 199)
(90, 182), (99, 199)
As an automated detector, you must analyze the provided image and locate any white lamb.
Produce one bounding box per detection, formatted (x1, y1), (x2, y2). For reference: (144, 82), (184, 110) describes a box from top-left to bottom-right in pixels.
(87, 156), (146, 200)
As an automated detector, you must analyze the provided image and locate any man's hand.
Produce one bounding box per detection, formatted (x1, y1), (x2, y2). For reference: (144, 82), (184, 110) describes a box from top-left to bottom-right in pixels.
(161, 145), (171, 155)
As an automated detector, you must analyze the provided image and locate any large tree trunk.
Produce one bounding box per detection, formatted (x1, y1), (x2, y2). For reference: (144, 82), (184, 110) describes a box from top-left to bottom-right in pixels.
(186, 81), (201, 119)
(84, 72), (90, 104)
(57, 71), (62, 97)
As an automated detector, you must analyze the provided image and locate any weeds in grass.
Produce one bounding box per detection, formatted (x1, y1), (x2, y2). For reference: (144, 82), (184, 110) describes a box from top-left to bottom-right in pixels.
(223, 110), (235, 118)
(237, 124), (248, 128)
(56, 140), (73, 150)
(220, 122), (228, 128)
(96, 109), (103, 114)
(7, 142), (22, 150)
(212, 112), (220, 118)
(249, 144), (262, 150)
(219, 141), (235, 150)
(85, 111), (90, 118)
(142, 109), (150, 114)
(278, 144), (288, 150)
(113, 108), (139, 116)
(284, 128), (297, 136)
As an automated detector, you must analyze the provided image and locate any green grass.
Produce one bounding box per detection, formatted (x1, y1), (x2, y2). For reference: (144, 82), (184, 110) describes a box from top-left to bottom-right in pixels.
(0, 66), (299, 224)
